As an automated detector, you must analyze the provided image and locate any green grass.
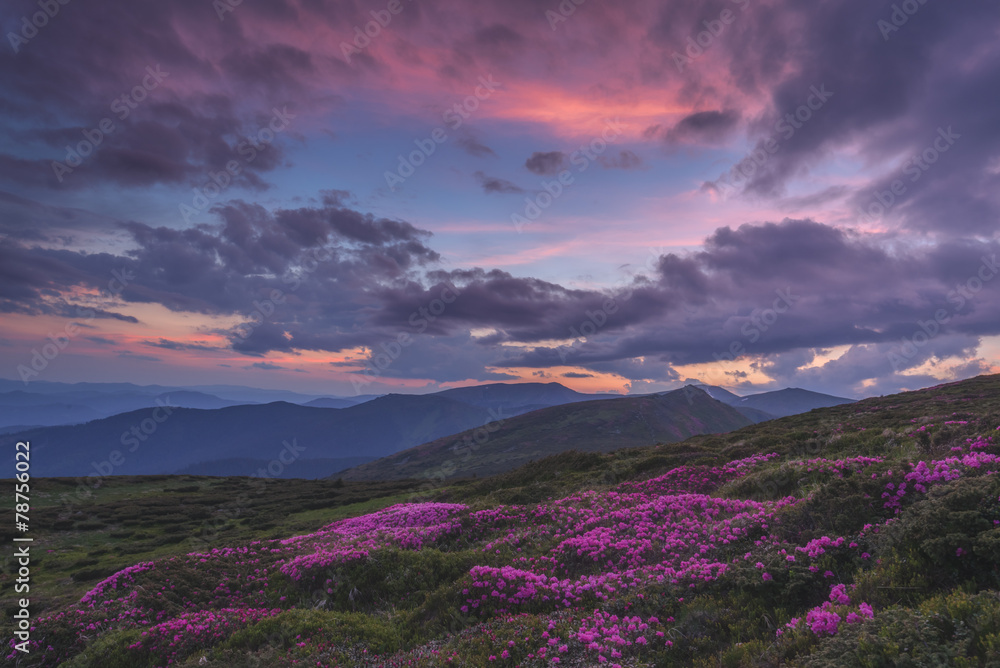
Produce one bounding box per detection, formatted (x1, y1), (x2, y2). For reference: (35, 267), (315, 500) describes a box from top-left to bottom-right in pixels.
(0, 476), (422, 616)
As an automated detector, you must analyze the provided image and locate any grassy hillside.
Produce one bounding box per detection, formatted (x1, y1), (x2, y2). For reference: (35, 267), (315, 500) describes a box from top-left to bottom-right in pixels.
(340, 386), (753, 481)
(0, 476), (423, 616)
(4, 374), (1000, 667)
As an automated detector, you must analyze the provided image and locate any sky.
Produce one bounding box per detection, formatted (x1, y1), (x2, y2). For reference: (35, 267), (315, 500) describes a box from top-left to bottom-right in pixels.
(1, 0), (999, 400)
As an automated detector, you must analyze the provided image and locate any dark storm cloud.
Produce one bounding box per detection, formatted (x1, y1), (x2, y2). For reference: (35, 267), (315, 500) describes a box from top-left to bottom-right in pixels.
(474, 23), (524, 47)
(143, 338), (220, 352)
(0, 100), (294, 192)
(0, 195), (440, 346)
(86, 336), (118, 346)
(0, 0), (325, 193)
(504, 219), (1000, 373)
(3, 201), (999, 391)
(369, 267), (646, 345)
(525, 151), (568, 175)
(473, 171), (524, 194)
(344, 332), (518, 384)
(456, 134), (497, 158)
(694, 0), (1000, 234)
(663, 110), (740, 144)
(246, 362), (284, 371)
(0, 238), (142, 322)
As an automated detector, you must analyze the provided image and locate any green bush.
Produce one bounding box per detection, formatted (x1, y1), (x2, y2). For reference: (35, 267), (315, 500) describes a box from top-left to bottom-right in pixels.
(881, 476), (1000, 589)
(796, 590), (1000, 667)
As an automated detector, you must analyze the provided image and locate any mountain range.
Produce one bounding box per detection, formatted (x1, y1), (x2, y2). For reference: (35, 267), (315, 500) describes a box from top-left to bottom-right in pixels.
(339, 386), (754, 481)
(0, 394), (496, 478)
(0, 379), (855, 479)
(694, 384), (854, 418)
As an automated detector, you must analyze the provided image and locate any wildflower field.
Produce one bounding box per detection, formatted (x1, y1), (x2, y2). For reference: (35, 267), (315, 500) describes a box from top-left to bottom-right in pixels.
(5, 374), (1000, 666)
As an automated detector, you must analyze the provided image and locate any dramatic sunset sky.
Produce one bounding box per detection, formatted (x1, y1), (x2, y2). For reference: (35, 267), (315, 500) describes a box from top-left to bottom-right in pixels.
(1, 0), (998, 398)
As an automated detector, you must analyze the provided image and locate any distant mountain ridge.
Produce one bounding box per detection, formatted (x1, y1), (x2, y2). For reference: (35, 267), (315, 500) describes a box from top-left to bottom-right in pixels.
(0, 389), (247, 431)
(0, 378), (858, 478)
(692, 385), (743, 404)
(0, 394), (499, 478)
(0, 380), (382, 431)
(432, 381), (620, 416)
(0, 379), (336, 405)
(694, 385), (855, 418)
(339, 386), (754, 481)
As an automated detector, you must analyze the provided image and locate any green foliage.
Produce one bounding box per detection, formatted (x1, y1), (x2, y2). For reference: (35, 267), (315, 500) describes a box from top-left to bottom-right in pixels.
(217, 608), (403, 657)
(771, 473), (889, 540)
(278, 548), (482, 616)
(881, 475), (1000, 590)
(58, 629), (143, 668)
(795, 591), (1000, 667)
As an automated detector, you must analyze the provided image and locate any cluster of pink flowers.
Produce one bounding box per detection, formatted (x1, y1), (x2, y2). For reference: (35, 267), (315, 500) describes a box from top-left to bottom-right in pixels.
(127, 607), (280, 665)
(969, 435), (995, 451)
(781, 585), (874, 637)
(796, 535), (847, 559)
(458, 490), (801, 619)
(80, 561), (156, 607)
(282, 502), (467, 549)
(882, 451), (1000, 511)
(277, 502), (467, 581)
(619, 453), (779, 495)
(572, 610), (667, 662)
(278, 548), (370, 581)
